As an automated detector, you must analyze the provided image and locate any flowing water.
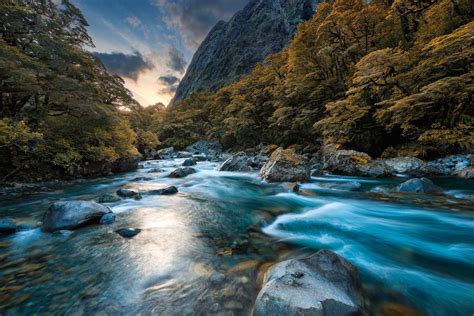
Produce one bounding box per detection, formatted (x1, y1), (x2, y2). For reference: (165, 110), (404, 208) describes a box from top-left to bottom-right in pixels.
(1, 158), (473, 315)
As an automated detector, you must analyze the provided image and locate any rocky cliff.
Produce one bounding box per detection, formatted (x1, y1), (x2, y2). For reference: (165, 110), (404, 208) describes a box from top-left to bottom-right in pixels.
(170, 0), (317, 105)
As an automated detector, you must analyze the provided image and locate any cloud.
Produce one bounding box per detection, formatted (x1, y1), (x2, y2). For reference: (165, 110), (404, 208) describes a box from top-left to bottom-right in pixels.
(153, 0), (249, 49)
(93, 51), (153, 81)
(159, 75), (180, 86)
(126, 16), (142, 28)
(166, 46), (187, 73)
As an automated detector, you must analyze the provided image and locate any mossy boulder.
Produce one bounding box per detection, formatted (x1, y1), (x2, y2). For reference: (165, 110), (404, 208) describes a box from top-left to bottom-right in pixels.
(260, 148), (310, 182)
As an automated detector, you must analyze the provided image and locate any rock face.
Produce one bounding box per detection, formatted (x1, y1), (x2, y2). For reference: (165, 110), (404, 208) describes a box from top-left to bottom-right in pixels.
(170, 0), (317, 105)
(260, 148), (310, 182)
(398, 178), (443, 194)
(254, 249), (365, 316)
(42, 201), (112, 232)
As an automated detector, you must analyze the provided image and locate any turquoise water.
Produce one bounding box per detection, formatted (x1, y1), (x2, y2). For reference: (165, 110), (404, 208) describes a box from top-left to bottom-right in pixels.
(0, 158), (473, 315)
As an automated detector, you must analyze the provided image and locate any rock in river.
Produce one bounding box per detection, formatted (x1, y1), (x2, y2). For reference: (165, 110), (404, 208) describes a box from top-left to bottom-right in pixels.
(219, 152), (253, 172)
(42, 201), (113, 232)
(116, 189), (142, 200)
(96, 194), (121, 203)
(385, 157), (435, 177)
(148, 186), (179, 195)
(453, 167), (474, 179)
(182, 158), (197, 166)
(0, 218), (17, 236)
(99, 213), (116, 225)
(260, 148), (310, 182)
(326, 182), (362, 192)
(116, 228), (141, 238)
(254, 249), (365, 316)
(398, 178), (443, 194)
(169, 167), (196, 178)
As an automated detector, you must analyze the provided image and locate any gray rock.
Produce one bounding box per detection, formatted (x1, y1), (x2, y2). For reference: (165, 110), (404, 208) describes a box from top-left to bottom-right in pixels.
(147, 168), (163, 173)
(398, 178), (443, 194)
(171, 0), (315, 105)
(116, 228), (141, 238)
(0, 219), (17, 236)
(357, 160), (395, 178)
(453, 167), (474, 179)
(100, 213), (116, 225)
(155, 147), (176, 159)
(176, 151), (193, 158)
(116, 189), (142, 200)
(385, 157), (436, 177)
(169, 167), (196, 178)
(428, 155), (471, 175)
(149, 186), (179, 195)
(186, 140), (223, 157)
(323, 147), (373, 176)
(260, 148), (310, 182)
(219, 153), (252, 172)
(97, 194), (121, 203)
(326, 182), (362, 192)
(182, 158), (197, 166)
(254, 249), (365, 316)
(42, 201), (112, 232)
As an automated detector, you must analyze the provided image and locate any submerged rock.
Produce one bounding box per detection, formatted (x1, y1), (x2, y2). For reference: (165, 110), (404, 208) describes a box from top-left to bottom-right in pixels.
(326, 182), (362, 192)
(254, 249), (365, 316)
(219, 153), (253, 172)
(116, 228), (141, 238)
(453, 167), (474, 179)
(0, 218), (17, 236)
(99, 213), (116, 225)
(169, 167), (196, 178)
(42, 201), (112, 232)
(96, 194), (121, 203)
(116, 189), (142, 200)
(182, 158), (197, 166)
(260, 148), (310, 182)
(149, 186), (179, 195)
(398, 178), (443, 194)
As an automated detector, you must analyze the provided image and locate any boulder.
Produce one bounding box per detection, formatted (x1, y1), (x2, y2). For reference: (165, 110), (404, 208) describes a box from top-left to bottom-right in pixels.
(116, 228), (141, 238)
(254, 249), (365, 316)
(176, 151), (193, 158)
(116, 189), (142, 200)
(326, 182), (362, 192)
(147, 168), (163, 173)
(323, 148), (372, 175)
(182, 158), (197, 166)
(148, 186), (179, 195)
(357, 160), (395, 178)
(0, 219), (17, 236)
(398, 178), (443, 194)
(100, 213), (116, 225)
(42, 201), (112, 232)
(428, 155), (471, 175)
(260, 148), (310, 182)
(219, 153), (252, 172)
(155, 147), (176, 159)
(186, 140), (223, 157)
(385, 157), (436, 177)
(289, 183), (300, 193)
(111, 155), (141, 174)
(96, 194), (121, 203)
(453, 167), (474, 179)
(169, 167), (196, 178)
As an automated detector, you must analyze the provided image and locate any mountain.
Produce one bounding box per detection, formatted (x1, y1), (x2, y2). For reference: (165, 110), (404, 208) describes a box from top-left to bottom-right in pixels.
(170, 0), (317, 105)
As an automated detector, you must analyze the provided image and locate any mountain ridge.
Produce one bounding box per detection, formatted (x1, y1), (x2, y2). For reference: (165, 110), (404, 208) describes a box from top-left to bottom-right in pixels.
(170, 0), (317, 106)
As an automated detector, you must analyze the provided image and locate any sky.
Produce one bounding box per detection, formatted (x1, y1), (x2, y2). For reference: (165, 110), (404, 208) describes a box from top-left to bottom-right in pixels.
(70, 0), (249, 106)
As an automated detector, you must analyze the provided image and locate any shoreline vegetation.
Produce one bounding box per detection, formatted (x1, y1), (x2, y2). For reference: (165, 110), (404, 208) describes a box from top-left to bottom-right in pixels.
(1, 0), (473, 185)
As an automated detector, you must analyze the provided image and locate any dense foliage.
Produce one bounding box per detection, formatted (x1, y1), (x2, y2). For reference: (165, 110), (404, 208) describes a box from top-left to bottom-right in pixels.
(0, 0), (140, 182)
(161, 0), (474, 158)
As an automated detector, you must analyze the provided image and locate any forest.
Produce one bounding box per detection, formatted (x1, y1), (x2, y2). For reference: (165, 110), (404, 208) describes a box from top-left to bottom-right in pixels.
(1, 0), (473, 182)
(160, 0), (473, 158)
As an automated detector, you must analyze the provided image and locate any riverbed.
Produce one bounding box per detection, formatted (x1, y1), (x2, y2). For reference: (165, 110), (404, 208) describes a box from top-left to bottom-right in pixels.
(1, 158), (473, 315)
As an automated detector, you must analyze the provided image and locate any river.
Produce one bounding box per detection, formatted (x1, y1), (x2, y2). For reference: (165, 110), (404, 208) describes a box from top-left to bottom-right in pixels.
(1, 157), (473, 315)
